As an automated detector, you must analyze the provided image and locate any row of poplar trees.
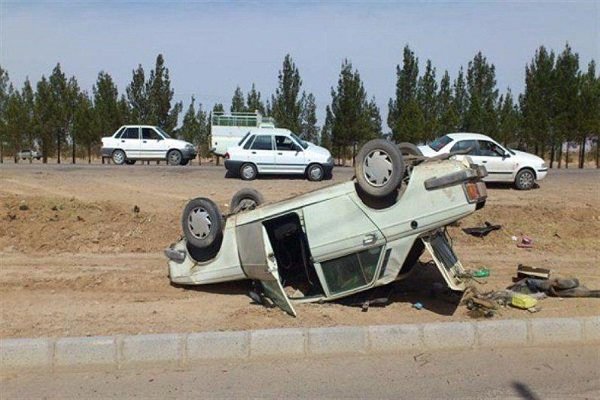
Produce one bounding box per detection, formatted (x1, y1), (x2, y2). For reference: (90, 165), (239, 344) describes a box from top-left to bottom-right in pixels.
(0, 44), (598, 167)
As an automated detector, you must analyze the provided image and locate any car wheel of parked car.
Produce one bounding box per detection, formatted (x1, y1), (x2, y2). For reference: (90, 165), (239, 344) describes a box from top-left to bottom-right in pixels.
(355, 139), (405, 198)
(112, 150), (126, 165)
(167, 150), (183, 166)
(230, 188), (265, 214)
(306, 164), (324, 182)
(125, 160), (136, 165)
(515, 168), (535, 190)
(397, 142), (423, 157)
(182, 197), (223, 249)
(240, 163), (258, 180)
(180, 159), (189, 166)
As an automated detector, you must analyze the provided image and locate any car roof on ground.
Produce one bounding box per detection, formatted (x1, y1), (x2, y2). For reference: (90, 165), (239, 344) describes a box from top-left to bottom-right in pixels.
(445, 132), (494, 141)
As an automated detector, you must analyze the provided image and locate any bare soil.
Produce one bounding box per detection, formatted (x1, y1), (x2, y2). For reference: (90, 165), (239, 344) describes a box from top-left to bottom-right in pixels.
(1, 163), (599, 338)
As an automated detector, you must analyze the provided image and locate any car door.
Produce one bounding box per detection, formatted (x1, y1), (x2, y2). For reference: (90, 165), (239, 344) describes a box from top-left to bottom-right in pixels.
(473, 140), (516, 181)
(141, 127), (168, 159)
(274, 135), (305, 174)
(236, 222), (296, 316)
(119, 127), (141, 158)
(248, 134), (276, 173)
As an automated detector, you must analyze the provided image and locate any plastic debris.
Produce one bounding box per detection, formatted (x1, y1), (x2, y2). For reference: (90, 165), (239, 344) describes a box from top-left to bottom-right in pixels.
(472, 267), (490, 278)
(462, 221), (502, 238)
(413, 302), (423, 310)
(516, 236), (534, 248)
(511, 293), (538, 309)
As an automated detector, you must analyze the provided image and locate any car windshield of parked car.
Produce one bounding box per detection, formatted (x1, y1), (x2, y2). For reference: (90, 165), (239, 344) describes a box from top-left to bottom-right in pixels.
(251, 135), (273, 150)
(320, 247), (382, 294)
(238, 132), (251, 146)
(429, 135), (453, 151)
(155, 127), (171, 139)
(290, 133), (308, 149)
(450, 139), (477, 154)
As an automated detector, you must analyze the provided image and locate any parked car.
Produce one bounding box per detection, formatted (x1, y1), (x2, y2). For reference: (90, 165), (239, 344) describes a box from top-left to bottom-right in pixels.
(418, 133), (547, 190)
(224, 129), (333, 181)
(101, 125), (197, 166)
(165, 139), (488, 316)
(17, 149), (42, 160)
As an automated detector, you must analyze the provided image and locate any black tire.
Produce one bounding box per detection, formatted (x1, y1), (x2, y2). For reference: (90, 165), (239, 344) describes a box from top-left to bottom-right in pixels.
(181, 198), (223, 249)
(180, 159), (190, 166)
(239, 163), (258, 180)
(306, 163), (325, 182)
(125, 160), (136, 165)
(167, 150), (183, 166)
(355, 139), (405, 198)
(112, 149), (126, 165)
(397, 142), (423, 157)
(515, 168), (535, 190)
(230, 188), (265, 213)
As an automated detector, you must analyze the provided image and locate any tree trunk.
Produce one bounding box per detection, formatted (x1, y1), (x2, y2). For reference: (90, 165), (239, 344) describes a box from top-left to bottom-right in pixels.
(57, 132), (61, 164)
(534, 143), (539, 157)
(579, 138), (586, 169)
(596, 138), (599, 169)
(565, 144), (569, 169)
(0, 140), (3, 163)
(540, 143), (546, 161)
(88, 144), (91, 164)
(557, 142), (562, 169)
(72, 138), (76, 164)
(198, 153), (201, 166)
(549, 143), (555, 168)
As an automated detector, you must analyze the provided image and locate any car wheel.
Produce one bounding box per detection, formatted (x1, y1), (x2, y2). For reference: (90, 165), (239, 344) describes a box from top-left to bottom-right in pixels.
(240, 163), (258, 180)
(180, 159), (189, 166)
(167, 150), (183, 166)
(125, 160), (136, 165)
(515, 168), (535, 190)
(112, 149), (126, 165)
(230, 188), (265, 213)
(355, 139), (405, 198)
(397, 142), (423, 157)
(182, 198), (223, 249)
(306, 164), (324, 181)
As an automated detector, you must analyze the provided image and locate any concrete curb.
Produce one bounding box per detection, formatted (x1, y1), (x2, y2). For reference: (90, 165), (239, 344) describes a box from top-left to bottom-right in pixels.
(2, 316), (598, 373)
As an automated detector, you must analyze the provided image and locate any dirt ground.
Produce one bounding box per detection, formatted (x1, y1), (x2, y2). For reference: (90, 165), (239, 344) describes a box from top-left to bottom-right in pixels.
(1, 162), (599, 338)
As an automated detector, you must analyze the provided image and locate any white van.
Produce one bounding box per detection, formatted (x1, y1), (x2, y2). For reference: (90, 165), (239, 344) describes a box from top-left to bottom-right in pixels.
(211, 112), (275, 156)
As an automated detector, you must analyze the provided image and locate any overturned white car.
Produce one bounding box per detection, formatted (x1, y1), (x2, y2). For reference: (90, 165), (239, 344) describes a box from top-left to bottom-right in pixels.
(165, 140), (488, 315)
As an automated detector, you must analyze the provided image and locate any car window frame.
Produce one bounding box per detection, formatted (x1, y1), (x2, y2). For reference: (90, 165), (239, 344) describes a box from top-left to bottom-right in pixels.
(250, 134), (274, 151)
(121, 127), (140, 140)
(477, 140), (505, 157)
(275, 135), (299, 152)
(142, 127), (161, 140)
(450, 139), (478, 155)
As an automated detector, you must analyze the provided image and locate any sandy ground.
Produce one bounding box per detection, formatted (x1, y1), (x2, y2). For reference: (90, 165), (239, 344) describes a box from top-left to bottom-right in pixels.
(0, 163), (599, 338)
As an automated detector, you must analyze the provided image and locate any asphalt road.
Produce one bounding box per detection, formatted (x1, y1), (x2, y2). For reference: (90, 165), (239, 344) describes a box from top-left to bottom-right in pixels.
(2, 345), (599, 399)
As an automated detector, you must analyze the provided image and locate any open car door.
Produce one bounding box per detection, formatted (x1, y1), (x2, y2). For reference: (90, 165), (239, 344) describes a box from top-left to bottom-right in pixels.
(236, 222), (296, 316)
(422, 230), (468, 291)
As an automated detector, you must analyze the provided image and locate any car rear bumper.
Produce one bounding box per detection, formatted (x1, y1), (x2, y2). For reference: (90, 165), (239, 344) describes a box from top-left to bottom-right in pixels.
(101, 147), (114, 157)
(224, 160), (244, 173)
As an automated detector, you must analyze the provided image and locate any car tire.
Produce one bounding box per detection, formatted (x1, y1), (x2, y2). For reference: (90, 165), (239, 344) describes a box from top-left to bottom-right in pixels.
(180, 159), (190, 166)
(112, 149), (126, 165)
(182, 197), (223, 250)
(167, 150), (183, 166)
(355, 139), (405, 198)
(230, 188), (265, 213)
(125, 160), (136, 165)
(306, 163), (325, 182)
(397, 142), (423, 157)
(515, 168), (535, 190)
(240, 163), (258, 180)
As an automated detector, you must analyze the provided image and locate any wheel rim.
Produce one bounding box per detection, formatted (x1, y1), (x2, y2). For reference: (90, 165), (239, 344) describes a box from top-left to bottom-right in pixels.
(363, 149), (393, 187)
(169, 152), (181, 164)
(238, 198), (257, 211)
(309, 166), (323, 180)
(519, 171), (534, 188)
(187, 207), (212, 239)
(242, 165), (255, 179)
(113, 151), (124, 164)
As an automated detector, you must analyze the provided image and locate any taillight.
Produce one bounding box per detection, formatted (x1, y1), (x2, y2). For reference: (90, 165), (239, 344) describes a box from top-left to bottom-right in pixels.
(224, 152), (230, 160)
(464, 181), (487, 203)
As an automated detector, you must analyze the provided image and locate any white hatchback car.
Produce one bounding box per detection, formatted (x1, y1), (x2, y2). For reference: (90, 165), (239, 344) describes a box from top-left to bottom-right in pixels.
(101, 125), (197, 166)
(419, 133), (548, 190)
(224, 129), (333, 181)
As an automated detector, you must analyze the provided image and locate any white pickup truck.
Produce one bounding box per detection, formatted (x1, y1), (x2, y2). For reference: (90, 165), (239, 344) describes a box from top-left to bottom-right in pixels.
(101, 125), (197, 166)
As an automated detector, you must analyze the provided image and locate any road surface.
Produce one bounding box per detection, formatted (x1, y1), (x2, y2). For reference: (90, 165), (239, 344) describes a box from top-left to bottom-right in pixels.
(2, 344), (599, 399)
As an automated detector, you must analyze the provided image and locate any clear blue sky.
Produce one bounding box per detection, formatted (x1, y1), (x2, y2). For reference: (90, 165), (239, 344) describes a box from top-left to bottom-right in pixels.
(1, 0), (598, 130)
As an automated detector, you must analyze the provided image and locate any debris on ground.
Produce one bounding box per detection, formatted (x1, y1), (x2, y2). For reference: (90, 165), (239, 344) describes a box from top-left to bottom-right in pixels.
(471, 267), (490, 278)
(133, 205), (140, 214)
(18, 201), (29, 211)
(462, 221), (501, 238)
(516, 235), (534, 248)
(412, 302), (423, 310)
(510, 293), (538, 309)
(516, 264), (551, 280)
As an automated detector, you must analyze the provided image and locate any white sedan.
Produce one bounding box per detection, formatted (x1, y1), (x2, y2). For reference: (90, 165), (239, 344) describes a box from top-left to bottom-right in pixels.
(419, 133), (548, 190)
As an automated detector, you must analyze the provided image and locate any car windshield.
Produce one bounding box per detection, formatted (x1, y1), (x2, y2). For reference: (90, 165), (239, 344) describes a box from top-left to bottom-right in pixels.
(238, 132), (251, 146)
(290, 133), (308, 149)
(429, 135), (453, 151)
(155, 126), (171, 139)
